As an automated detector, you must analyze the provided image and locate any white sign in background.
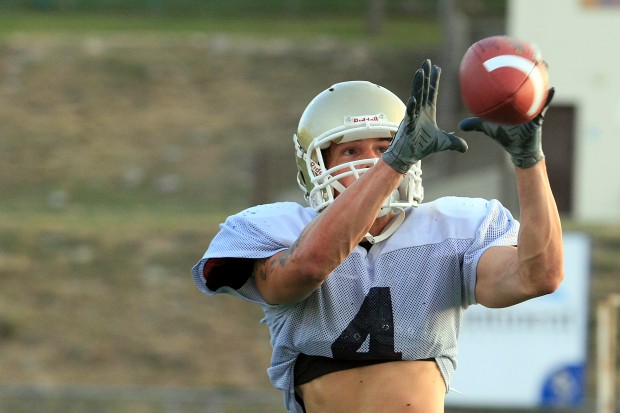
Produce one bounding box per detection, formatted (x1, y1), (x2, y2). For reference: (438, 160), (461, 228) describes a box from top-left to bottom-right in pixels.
(446, 232), (591, 408)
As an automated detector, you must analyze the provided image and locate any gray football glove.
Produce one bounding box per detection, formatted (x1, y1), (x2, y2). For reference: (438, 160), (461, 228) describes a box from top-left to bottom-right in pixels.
(382, 59), (468, 174)
(459, 88), (555, 168)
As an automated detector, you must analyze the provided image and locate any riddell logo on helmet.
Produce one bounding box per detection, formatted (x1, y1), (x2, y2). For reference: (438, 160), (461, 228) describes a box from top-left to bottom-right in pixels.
(345, 113), (385, 124)
(309, 160), (323, 176)
(353, 115), (379, 123)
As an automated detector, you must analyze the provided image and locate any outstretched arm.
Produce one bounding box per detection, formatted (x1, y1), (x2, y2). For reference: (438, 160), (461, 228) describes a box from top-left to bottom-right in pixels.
(460, 90), (564, 308)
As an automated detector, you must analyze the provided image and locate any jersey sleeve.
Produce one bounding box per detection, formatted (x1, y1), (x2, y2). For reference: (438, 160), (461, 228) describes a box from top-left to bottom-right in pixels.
(461, 199), (520, 307)
(192, 202), (316, 303)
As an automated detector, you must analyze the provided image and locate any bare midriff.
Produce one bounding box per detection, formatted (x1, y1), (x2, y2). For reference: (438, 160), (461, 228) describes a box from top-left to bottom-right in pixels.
(295, 359), (446, 413)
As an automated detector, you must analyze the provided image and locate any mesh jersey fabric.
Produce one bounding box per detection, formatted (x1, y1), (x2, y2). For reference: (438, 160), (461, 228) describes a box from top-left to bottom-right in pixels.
(192, 197), (519, 413)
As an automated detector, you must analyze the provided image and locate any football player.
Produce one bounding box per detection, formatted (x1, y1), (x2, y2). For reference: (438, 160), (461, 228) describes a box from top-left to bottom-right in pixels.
(192, 59), (564, 413)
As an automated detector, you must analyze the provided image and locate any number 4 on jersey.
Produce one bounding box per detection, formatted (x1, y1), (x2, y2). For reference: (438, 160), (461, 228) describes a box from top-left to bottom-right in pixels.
(331, 287), (402, 360)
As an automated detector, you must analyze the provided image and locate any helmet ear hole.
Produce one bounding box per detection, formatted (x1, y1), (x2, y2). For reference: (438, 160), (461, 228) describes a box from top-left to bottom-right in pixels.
(297, 171), (306, 187)
(296, 170), (311, 202)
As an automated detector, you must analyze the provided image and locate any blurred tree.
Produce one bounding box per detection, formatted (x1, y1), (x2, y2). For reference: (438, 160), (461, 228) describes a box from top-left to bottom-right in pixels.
(438, 0), (468, 127)
(34, 0), (53, 9)
(367, 0), (386, 34)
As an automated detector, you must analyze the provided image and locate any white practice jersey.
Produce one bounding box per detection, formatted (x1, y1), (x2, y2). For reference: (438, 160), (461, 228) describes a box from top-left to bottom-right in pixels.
(192, 197), (519, 413)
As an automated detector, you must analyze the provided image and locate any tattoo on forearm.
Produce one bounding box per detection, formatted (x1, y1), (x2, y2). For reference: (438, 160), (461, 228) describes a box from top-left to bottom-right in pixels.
(272, 233), (303, 270)
(272, 251), (290, 271)
(256, 232), (306, 282)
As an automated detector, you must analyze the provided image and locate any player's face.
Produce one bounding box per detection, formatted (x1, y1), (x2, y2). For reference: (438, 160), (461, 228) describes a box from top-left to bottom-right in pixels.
(324, 137), (392, 190)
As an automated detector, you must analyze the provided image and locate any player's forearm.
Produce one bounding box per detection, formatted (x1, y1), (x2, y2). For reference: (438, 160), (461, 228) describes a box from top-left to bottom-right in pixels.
(256, 161), (403, 305)
(294, 160), (402, 280)
(515, 161), (564, 296)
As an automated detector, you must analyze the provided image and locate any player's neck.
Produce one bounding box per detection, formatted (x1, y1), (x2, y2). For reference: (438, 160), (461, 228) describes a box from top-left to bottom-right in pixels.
(368, 211), (397, 237)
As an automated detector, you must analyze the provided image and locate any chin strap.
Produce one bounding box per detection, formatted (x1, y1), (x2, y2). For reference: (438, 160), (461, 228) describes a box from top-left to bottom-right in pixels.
(365, 207), (406, 244)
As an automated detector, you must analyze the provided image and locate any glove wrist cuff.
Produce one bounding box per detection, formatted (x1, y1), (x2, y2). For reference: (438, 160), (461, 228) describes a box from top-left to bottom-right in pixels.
(512, 152), (545, 168)
(381, 152), (413, 174)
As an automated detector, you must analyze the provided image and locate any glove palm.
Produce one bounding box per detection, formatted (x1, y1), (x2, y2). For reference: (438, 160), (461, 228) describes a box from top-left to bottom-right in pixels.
(459, 88), (555, 168)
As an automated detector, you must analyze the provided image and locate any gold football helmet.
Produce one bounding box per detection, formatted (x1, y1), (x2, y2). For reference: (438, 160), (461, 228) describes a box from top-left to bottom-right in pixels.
(294, 80), (423, 214)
